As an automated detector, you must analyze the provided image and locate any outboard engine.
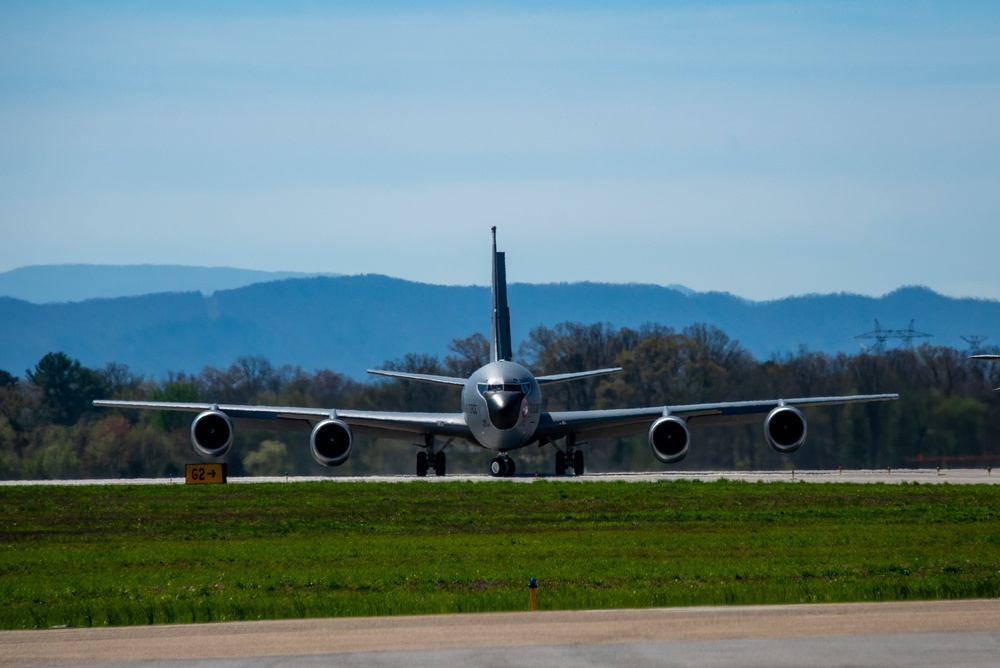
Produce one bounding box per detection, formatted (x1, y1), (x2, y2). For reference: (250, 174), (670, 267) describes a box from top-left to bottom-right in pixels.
(764, 405), (807, 453)
(310, 418), (353, 467)
(648, 415), (691, 464)
(191, 409), (234, 458)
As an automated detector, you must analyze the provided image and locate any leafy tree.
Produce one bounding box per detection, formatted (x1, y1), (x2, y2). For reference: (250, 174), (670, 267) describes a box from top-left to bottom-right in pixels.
(99, 362), (143, 398)
(305, 369), (363, 409)
(0, 415), (19, 478)
(148, 374), (201, 431)
(26, 353), (109, 426)
(0, 369), (18, 387)
(6, 324), (1000, 479)
(444, 333), (490, 377)
(367, 353), (451, 412)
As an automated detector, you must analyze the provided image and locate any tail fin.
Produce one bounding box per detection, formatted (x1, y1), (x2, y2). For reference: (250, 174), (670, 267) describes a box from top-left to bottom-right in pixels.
(491, 227), (513, 362)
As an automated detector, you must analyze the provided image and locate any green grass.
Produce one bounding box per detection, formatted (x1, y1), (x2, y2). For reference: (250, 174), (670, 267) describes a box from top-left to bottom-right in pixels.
(2, 480), (999, 629)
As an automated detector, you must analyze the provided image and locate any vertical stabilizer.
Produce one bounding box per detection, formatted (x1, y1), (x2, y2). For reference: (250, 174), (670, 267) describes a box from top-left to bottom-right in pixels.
(491, 227), (513, 362)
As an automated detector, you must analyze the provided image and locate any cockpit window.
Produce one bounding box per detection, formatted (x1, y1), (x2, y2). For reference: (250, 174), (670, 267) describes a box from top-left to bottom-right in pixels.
(478, 382), (530, 395)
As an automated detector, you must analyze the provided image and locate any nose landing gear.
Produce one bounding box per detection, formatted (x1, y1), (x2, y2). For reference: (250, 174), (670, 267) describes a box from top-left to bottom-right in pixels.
(490, 453), (516, 477)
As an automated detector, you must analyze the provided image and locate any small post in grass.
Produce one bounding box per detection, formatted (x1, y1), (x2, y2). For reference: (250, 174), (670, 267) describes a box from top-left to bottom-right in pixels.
(529, 577), (538, 611)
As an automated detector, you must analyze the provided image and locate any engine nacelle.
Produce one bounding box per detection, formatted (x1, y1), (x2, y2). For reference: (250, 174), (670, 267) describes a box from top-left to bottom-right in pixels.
(764, 405), (807, 453)
(648, 415), (691, 464)
(310, 418), (353, 467)
(191, 409), (234, 458)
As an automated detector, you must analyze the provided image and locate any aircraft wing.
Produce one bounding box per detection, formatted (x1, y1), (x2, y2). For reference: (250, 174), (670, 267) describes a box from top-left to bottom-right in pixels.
(92, 400), (473, 442)
(367, 369), (467, 386)
(535, 393), (898, 442)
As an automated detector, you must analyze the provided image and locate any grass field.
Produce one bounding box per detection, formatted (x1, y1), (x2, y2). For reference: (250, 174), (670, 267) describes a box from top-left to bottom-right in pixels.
(2, 479), (999, 630)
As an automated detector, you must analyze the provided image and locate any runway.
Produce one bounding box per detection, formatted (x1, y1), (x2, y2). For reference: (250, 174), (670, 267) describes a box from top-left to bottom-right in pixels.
(2, 600), (998, 667)
(2, 468), (998, 487)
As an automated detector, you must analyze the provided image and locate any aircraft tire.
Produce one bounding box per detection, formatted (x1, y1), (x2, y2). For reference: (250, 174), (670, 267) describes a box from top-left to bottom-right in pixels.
(573, 450), (585, 476)
(505, 458), (516, 477)
(434, 451), (446, 476)
(416, 451), (429, 477)
(490, 456), (506, 477)
(555, 450), (566, 475)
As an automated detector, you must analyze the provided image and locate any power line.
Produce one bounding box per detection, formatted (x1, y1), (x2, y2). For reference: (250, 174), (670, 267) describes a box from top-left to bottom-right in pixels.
(855, 319), (933, 353)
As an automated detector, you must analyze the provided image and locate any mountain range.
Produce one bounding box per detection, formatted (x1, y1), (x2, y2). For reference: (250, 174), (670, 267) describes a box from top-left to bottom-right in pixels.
(0, 265), (335, 303)
(2, 265), (998, 380)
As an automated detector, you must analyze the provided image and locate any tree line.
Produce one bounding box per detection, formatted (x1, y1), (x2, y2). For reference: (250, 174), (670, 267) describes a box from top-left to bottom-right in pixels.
(2, 322), (999, 479)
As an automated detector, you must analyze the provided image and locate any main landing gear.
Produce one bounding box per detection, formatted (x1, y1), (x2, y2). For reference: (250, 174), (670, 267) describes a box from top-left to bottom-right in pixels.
(416, 435), (447, 477)
(555, 436), (585, 476)
(490, 453), (516, 477)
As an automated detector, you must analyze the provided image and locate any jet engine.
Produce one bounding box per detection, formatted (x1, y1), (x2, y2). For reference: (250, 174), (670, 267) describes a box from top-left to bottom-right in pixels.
(310, 418), (353, 467)
(648, 415), (691, 464)
(191, 409), (234, 458)
(764, 405), (807, 453)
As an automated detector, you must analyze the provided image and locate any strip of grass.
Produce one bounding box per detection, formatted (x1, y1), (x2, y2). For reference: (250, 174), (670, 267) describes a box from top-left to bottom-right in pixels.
(1, 480), (999, 629)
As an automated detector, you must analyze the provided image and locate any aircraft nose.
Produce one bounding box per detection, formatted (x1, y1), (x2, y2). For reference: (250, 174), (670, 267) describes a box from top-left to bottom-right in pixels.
(487, 391), (524, 430)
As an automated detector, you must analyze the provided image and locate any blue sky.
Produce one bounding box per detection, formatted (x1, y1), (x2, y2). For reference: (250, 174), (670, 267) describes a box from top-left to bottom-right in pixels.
(2, 1), (998, 301)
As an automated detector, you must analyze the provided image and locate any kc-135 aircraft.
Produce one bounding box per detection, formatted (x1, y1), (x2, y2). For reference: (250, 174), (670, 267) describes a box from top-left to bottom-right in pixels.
(95, 228), (898, 477)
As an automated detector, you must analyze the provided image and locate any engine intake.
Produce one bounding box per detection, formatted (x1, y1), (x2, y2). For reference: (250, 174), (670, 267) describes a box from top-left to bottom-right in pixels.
(310, 418), (353, 467)
(191, 409), (234, 458)
(649, 415), (691, 464)
(764, 405), (807, 453)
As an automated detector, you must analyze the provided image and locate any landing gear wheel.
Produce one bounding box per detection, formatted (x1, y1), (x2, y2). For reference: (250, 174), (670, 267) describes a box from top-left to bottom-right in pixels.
(555, 450), (567, 475)
(433, 451), (446, 476)
(490, 456), (507, 477)
(572, 450), (585, 476)
(416, 451), (428, 477)
(505, 458), (516, 477)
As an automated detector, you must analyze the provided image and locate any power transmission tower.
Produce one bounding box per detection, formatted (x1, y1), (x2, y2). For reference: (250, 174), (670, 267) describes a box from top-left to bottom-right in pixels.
(960, 335), (989, 354)
(856, 319), (932, 352)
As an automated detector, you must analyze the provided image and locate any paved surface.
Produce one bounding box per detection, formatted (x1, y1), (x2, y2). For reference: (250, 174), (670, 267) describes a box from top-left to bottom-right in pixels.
(2, 468), (998, 486)
(2, 600), (999, 667)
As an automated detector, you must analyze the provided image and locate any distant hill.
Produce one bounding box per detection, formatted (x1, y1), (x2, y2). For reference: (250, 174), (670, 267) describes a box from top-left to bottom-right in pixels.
(0, 265), (336, 303)
(2, 273), (998, 380)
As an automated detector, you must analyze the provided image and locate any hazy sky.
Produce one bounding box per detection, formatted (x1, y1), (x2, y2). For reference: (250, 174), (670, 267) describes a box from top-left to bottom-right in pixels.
(2, 1), (998, 301)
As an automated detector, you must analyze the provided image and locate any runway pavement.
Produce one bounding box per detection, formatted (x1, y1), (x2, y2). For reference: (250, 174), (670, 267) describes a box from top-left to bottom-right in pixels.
(2, 468), (998, 486)
(2, 600), (999, 667)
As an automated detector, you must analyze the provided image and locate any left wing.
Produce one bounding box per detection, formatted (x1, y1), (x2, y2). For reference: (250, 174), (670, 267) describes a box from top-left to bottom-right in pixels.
(92, 400), (473, 442)
(535, 393), (898, 442)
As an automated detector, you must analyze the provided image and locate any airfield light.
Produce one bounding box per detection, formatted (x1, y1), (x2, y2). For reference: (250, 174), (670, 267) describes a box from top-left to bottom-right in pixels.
(529, 577), (538, 611)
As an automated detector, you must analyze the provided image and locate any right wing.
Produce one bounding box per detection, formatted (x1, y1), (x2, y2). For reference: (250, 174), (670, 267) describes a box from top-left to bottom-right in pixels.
(92, 400), (474, 442)
(366, 369), (467, 386)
